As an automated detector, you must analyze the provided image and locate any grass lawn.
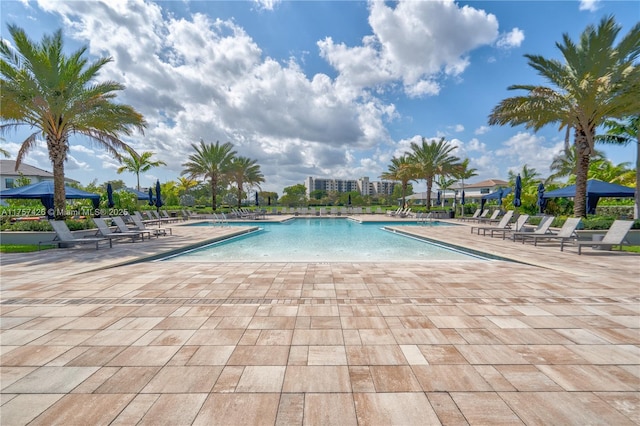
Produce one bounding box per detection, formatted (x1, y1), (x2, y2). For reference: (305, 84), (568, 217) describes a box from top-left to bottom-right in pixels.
(0, 244), (55, 253)
(621, 245), (640, 253)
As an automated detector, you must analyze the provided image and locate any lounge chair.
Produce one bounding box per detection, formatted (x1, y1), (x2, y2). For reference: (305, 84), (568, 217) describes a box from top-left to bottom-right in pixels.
(112, 216), (154, 239)
(131, 214), (171, 236)
(520, 217), (582, 250)
(488, 214), (529, 239)
(387, 207), (402, 216)
(92, 217), (144, 243)
(39, 220), (112, 250)
(476, 210), (501, 224)
(458, 209), (481, 222)
(573, 220), (634, 255)
(470, 210), (514, 235)
(511, 216), (555, 241)
(468, 209), (490, 223)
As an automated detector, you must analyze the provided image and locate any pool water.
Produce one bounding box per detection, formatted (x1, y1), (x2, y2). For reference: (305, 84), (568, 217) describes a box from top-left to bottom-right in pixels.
(164, 218), (488, 262)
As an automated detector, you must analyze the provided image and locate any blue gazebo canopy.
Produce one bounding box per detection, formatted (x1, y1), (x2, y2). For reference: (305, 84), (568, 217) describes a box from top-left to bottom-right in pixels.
(0, 181), (100, 217)
(481, 187), (512, 200)
(543, 179), (635, 215)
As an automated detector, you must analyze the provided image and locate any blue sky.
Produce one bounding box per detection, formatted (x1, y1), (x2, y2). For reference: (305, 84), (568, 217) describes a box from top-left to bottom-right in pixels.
(1, 0), (638, 194)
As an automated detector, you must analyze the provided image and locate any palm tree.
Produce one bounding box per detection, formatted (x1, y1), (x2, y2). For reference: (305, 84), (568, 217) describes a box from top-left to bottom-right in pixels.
(116, 148), (166, 190)
(409, 137), (460, 210)
(436, 175), (457, 209)
(488, 17), (640, 217)
(588, 158), (634, 186)
(0, 25), (146, 219)
(452, 158), (478, 215)
(600, 116), (639, 219)
(228, 156), (265, 208)
(176, 176), (198, 196)
(547, 145), (605, 184)
(380, 155), (415, 208)
(181, 140), (236, 210)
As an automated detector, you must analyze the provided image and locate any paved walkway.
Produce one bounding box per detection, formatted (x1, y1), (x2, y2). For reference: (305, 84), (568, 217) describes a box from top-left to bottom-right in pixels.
(1, 216), (638, 425)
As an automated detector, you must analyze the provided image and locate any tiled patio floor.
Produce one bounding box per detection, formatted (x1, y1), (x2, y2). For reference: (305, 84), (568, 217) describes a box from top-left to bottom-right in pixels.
(1, 217), (638, 425)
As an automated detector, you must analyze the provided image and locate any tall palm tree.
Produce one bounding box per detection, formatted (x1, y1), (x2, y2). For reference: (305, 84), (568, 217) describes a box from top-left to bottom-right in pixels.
(116, 148), (166, 190)
(228, 156), (265, 208)
(0, 25), (146, 219)
(488, 16), (640, 217)
(409, 137), (460, 210)
(600, 116), (639, 218)
(380, 155), (415, 208)
(181, 140), (236, 210)
(452, 158), (478, 214)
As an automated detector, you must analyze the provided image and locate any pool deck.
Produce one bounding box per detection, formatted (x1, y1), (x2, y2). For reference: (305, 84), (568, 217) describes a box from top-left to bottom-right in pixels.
(1, 215), (638, 425)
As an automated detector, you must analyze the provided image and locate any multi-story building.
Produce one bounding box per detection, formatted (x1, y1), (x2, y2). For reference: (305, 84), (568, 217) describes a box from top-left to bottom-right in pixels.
(304, 176), (396, 198)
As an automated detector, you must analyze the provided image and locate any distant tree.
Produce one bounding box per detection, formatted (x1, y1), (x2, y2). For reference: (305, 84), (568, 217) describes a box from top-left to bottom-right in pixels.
(176, 176), (198, 196)
(381, 155), (415, 209)
(547, 146), (605, 184)
(409, 137), (460, 210)
(181, 140), (236, 210)
(279, 184), (307, 207)
(599, 116), (639, 219)
(0, 25), (146, 218)
(228, 156), (265, 208)
(117, 148), (166, 190)
(310, 189), (327, 200)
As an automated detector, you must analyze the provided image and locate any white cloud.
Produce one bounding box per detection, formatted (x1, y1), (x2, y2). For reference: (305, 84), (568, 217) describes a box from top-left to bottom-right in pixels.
(496, 27), (524, 49)
(319, 0), (499, 97)
(494, 132), (564, 177)
(474, 126), (491, 135)
(253, 0), (281, 11)
(579, 0), (600, 12)
(33, 0), (398, 192)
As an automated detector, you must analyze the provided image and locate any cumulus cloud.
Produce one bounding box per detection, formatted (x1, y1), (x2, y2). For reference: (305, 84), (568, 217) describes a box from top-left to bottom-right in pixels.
(474, 126), (491, 135)
(579, 0), (600, 12)
(253, 0), (281, 11)
(494, 132), (564, 177)
(319, 0), (500, 97)
(496, 27), (524, 49)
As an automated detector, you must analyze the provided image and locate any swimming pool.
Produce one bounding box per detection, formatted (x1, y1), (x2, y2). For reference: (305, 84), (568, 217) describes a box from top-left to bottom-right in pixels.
(163, 218), (490, 262)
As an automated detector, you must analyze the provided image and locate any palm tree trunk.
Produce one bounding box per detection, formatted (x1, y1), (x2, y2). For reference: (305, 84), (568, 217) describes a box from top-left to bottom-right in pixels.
(136, 174), (140, 191)
(237, 182), (243, 208)
(211, 178), (217, 211)
(425, 177), (433, 211)
(574, 131), (591, 218)
(48, 136), (67, 220)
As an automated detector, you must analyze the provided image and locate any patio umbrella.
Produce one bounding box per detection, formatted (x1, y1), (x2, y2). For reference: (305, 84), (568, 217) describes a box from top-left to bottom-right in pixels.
(436, 191), (441, 206)
(155, 180), (164, 211)
(106, 183), (115, 208)
(537, 183), (546, 214)
(148, 188), (154, 206)
(513, 175), (522, 208)
(497, 188), (504, 206)
(255, 191), (259, 206)
(461, 190), (465, 205)
(267, 196), (271, 206)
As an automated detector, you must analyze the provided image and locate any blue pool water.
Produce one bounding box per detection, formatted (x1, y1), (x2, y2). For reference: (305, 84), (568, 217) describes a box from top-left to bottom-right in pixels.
(163, 218), (488, 262)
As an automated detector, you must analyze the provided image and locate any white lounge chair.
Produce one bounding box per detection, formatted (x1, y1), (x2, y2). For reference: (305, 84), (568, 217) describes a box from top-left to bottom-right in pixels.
(40, 220), (112, 250)
(488, 214), (529, 239)
(573, 220), (634, 255)
(520, 217), (582, 250)
(476, 210), (501, 224)
(93, 217), (144, 242)
(511, 216), (554, 241)
(471, 210), (514, 235)
(112, 216), (153, 240)
(458, 209), (481, 222)
(130, 214), (171, 236)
